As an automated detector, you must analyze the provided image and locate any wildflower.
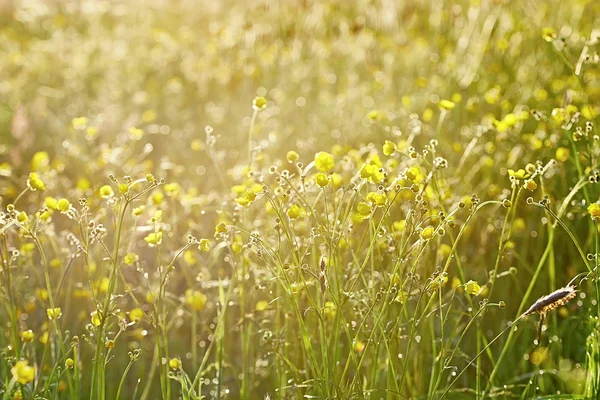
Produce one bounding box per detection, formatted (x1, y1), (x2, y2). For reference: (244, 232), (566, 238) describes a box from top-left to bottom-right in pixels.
(57, 198), (70, 212)
(353, 340), (366, 353)
(382, 140), (396, 156)
(28, 172), (45, 191)
(47, 308), (62, 320)
(152, 191), (164, 205)
(90, 311), (102, 326)
(323, 301), (336, 320)
(252, 96), (267, 110)
(420, 227), (435, 240)
(589, 203), (600, 219)
(146, 173), (155, 183)
(315, 173), (330, 187)
(45, 197), (58, 210)
(508, 169), (526, 180)
(128, 127), (144, 140)
(465, 280), (482, 295)
(16, 212), (28, 223)
(123, 253), (139, 265)
(286, 150), (299, 163)
(30, 151), (50, 171)
(367, 110), (379, 120)
(169, 358), (181, 370)
(438, 99), (455, 110)
(65, 358), (74, 369)
(132, 206), (145, 216)
(357, 202), (371, 216)
(129, 308), (144, 323)
(524, 179), (537, 191)
(144, 232), (163, 247)
(255, 300), (269, 311)
(555, 147), (569, 162)
(118, 183), (129, 195)
(72, 117), (88, 129)
(287, 204), (301, 219)
(198, 238), (210, 252)
(11, 360), (34, 384)
(542, 27), (556, 42)
(20, 330), (34, 343)
(99, 185), (114, 199)
(314, 152), (335, 172)
(185, 290), (207, 311)
(215, 222), (227, 233)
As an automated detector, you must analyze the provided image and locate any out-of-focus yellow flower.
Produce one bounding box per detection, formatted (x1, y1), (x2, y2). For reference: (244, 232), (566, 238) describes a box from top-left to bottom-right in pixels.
(382, 140), (396, 156)
(144, 232), (163, 247)
(438, 99), (455, 110)
(286, 150), (299, 163)
(47, 308), (62, 320)
(314, 152), (335, 172)
(28, 172), (45, 191)
(90, 311), (102, 326)
(252, 96), (267, 110)
(198, 238), (210, 252)
(465, 280), (482, 295)
(57, 198), (70, 212)
(255, 300), (269, 311)
(20, 330), (34, 343)
(287, 204), (301, 219)
(129, 308), (144, 323)
(185, 290), (207, 311)
(124, 253), (139, 265)
(99, 185), (114, 199)
(315, 173), (330, 187)
(588, 203), (600, 219)
(420, 227), (435, 240)
(11, 360), (34, 384)
(323, 301), (336, 320)
(169, 358), (181, 370)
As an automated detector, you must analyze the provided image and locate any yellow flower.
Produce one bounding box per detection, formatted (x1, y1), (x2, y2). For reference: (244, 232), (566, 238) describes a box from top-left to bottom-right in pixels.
(123, 253), (139, 265)
(420, 227), (435, 240)
(16, 212), (28, 223)
(129, 308), (144, 323)
(152, 191), (164, 205)
(185, 290), (207, 311)
(132, 206), (145, 216)
(555, 147), (570, 162)
(45, 197), (58, 210)
(99, 185), (114, 199)
(382, 140), (396, 156)
(198, 238), (211, 252)
(72, 116), (88, 129)
(286, 150), (299, 163)
(28, 172), (45, 191)
(542, 27), (556, 42)
(524, 179), (537, 191)
(252, 96), (267, 110)
(11, 360), (35, 384)
(507, 169), (527, 179)
(588, 203), (600, 219)
(47, 307), (62, 320)
(169, 358), (181, 370)
(90, 311), (102, 326)
(315, 173), (330, 187)
(20, 330), (34, 343)
(314, 152), (335, 172)
(357, 202), (371, 216)
(118, 183), (129, 195)
(215, 222), (227, 233)
(128, 127), (144, 140)
(465, 280), (482, 295)
(438, 99), (455, 110)
(57, 198), (70, 212)
(144, 232), (163, 246)
(255, 300), (269, 311)
(65, 358), (74, 369)
(287, 204), (301, 219)
(323, 301), (336, 320)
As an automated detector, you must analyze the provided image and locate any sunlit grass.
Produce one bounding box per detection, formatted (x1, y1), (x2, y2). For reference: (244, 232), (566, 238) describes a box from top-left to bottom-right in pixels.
(1, 0), (600, 399)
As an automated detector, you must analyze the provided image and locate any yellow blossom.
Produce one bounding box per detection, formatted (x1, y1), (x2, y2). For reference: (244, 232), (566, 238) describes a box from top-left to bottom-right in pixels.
(169, 358), (181, 370)
(185, 290), (207, 311)
(20, 330), (34, 343)
(99, 185), (114, 198)
(465, 280), (482, 295)
(287, 204), (301, 219)
(11, 360), (34, 384)
(315, 173), (330, 187)
(28, 172), (45, 191)
(144, 232), (163, 246)
(57, 198), (70, 212)
(420, 227), (435, 240)
(314, 152), (335, 172)
(47, 308), (62, 320)
(382, 140), (396, 156)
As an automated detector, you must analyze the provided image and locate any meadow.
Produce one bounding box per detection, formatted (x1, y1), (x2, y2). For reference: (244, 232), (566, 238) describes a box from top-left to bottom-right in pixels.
(1, 0), (600, 398)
